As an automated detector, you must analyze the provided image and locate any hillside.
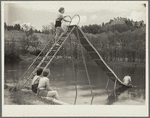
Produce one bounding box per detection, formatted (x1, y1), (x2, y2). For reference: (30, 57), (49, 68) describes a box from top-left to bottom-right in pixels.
(5, 30), (25, 41)
(4, 18), (146, 63)
(4, 30), (77, 53)
(5, 30), (46, 42)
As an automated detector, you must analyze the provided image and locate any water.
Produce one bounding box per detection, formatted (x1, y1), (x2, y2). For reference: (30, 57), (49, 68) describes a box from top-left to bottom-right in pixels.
(4, 59), (145, 105)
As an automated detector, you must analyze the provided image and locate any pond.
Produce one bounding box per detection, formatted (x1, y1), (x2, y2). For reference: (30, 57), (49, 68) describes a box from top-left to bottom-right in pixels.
(4, 59), (145, 105)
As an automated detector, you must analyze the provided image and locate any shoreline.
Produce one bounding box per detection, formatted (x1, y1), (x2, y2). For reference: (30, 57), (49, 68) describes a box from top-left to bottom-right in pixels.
(4, 84), (52, 105)
(5, 53), (145, 67)
(4, 84), (69, 105)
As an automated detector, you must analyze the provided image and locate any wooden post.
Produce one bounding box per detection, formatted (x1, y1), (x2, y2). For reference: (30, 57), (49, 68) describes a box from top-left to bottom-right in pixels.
(114, 80), (117, 101)
(114, 80), (117, 90)
(105, 79), (109, 89)
(70, 35), (78, 105)
(105, 79), (110, 96)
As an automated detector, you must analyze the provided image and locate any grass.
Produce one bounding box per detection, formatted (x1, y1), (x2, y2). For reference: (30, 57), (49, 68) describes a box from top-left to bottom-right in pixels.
(4, 87), (54, 105)
(4, 30), (25, 41)
(5, 30), (77, 46)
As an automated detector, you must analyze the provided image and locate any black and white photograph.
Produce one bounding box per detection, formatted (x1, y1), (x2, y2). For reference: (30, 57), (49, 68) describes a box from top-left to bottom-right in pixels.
(2, 1), (148, 117)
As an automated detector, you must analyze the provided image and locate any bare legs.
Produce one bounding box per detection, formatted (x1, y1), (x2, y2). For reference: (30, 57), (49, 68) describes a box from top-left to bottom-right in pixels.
(55, 34), (58, 43)
(55, 27), (67, 44)
(47, 91), (59, 100)
(58, 30), (67, 40)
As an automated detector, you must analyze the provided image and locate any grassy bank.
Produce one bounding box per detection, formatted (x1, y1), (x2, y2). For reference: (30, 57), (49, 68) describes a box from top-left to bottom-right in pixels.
(4, 87), (53, 105)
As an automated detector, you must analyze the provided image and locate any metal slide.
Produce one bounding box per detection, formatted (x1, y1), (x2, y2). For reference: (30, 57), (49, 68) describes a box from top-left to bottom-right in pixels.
(69, 25), (132, 87)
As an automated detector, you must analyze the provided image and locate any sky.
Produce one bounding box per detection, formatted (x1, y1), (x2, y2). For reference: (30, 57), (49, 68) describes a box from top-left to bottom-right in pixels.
(3, 1), (147, 31)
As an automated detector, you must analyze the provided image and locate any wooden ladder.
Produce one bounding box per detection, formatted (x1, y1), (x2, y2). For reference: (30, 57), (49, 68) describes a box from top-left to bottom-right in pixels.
(11, 26), (76, 91)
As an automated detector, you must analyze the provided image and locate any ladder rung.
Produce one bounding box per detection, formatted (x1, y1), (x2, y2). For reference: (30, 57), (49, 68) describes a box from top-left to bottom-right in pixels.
(54, 45), (60, 48)
(56, 43), (62, 46)
(53, 45), (61, 48)
(58, 40), (63, 43)
(62, 35), (67, 37)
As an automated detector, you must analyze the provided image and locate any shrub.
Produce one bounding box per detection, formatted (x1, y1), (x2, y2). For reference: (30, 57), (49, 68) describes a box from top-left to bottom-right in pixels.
(5, 38), (21, 62)
(19, 34), (40, 52)
(30, 49), (44, 56)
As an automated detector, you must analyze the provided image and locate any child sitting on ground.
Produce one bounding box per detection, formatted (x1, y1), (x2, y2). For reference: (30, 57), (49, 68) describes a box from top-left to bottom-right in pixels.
(55, 7), (71, 45)
(37, 69), (59, 100)
(31, 68), (43, 93)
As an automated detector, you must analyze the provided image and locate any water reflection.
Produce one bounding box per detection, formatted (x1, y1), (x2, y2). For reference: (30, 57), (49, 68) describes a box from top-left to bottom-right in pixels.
(106, 85), (145, 105)
(106, 86), (130, 105)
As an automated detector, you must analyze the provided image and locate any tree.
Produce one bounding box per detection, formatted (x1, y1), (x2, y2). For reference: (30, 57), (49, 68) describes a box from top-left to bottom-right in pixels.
(34, 29), (37, 33)
(21, 23), (34, 31)
(21, 28), (24, 31)
(102, 22), (105, 27)
(109, 19), (113, 24)
(42, 22), (55, 35)
(20, 34), (39, 52)
(20, 24), (35, 51)
(7, 25), (14, 31)
(134, 21), (138, 28)
(14, 24), (20, 30)
(5, 37), (20, 62)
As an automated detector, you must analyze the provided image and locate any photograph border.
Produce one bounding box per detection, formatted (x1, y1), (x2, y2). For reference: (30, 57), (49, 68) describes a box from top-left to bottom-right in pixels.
(1, 0), (149, 117)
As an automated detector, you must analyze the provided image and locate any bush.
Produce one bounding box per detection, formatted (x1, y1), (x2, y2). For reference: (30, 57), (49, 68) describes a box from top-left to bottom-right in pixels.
(19, 34), (40, 52)
(30, 49), (44, 56)
(5, 38), (21, 62)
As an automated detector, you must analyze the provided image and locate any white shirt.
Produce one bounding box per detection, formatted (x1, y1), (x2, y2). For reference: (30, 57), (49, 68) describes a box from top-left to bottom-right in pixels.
(56, 13), (64, 21)
(32, 75), (40, 85)
(123, 75), (131, 85)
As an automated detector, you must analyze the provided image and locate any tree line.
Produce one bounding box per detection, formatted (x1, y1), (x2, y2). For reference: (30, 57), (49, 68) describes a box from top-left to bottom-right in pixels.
(85, 28), (145, 63)
(4, 17), (146, 63)
(81, 18), (146, 63)
(4, 22), (41, 33)
(81, 18), (145, 34)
